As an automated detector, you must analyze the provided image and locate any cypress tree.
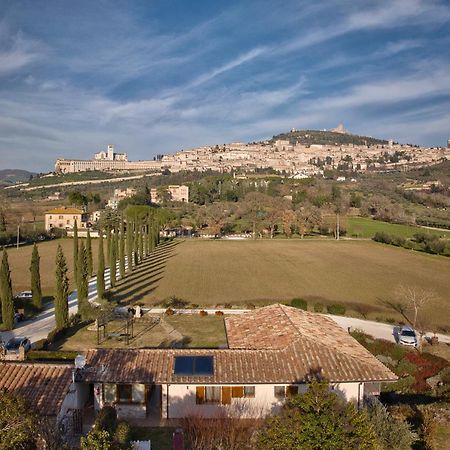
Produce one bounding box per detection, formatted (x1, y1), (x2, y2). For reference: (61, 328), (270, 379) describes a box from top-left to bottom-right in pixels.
(106, 226), (111, 264)
(138, 221), (144, 262)
(97, 229), (105, 300)
(86, 228), (93, 277)
(29, 243), (42, 310)
(110, 227), (117, 288)
(119, 219), (125, 279)
(126, 220), (133, 273)
(0, 250), (14, 330)
(73, 220), (79, 283)
(133, 221), (139, 266)
(77, 241), (89, 317)
(55, 245), (69, 330)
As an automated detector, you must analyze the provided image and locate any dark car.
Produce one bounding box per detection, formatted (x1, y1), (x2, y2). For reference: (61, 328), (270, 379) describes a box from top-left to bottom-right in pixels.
(3, 337), (31, 353)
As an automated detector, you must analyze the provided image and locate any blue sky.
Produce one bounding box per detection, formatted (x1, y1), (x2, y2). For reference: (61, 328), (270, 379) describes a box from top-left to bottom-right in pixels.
(1, 0), (450, 171)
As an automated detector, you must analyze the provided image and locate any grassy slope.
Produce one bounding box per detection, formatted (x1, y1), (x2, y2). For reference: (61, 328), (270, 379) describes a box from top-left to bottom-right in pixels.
(347, 217), (450, 239)
(132, 240), (450, 330)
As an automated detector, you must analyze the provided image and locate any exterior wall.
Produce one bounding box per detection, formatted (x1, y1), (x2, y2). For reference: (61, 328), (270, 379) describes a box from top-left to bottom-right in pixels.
(166, 382), (362, 419)
(45, 212), (88, 231)
(59, 382), (90, 423)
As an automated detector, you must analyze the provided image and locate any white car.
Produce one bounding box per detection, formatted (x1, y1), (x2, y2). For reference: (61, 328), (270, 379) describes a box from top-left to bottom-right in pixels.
(398, 326), (418, 347)
(15, 290), (32, 300)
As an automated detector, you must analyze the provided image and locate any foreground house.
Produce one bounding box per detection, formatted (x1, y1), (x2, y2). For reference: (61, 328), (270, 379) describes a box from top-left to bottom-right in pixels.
(0, 362), (74, 423)
(75, 305), (397, 421)
(44, 207), (88, 231)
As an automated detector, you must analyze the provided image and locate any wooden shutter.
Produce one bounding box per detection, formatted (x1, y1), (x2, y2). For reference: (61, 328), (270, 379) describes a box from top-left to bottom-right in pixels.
(232, 386), (244, 398)
(196, 386), (205, 404)
(222, 387), (232, 405)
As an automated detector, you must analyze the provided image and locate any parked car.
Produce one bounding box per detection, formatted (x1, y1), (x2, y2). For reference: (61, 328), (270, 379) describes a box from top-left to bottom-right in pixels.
(398, 326), (418, 347)
(2, 337), (31, 353)
(15, 290), (32, 300)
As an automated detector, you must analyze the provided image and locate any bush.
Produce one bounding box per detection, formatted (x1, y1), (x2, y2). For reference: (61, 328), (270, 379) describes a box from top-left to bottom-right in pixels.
(313, 303), (324, 313)
(94, 406), (117, 435)
(165, 308), (175, 316)
(114, 420), (131, 445)
(215, 311), (224, 316)
(199, 310), (208, 316)
(326, 304), (346, 315)
(291, 298), (307, 310)
(32, 339), (48, 351)
(163, 296), (189, 309)
(81, 429), (112, 450)
(224, 303), (233, 309)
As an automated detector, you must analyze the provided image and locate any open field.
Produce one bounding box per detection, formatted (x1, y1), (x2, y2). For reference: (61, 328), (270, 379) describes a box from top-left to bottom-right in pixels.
(111, 239), (450, 331)
(347, 217), (450, 239)
(50, 314), (227, 351)
(5, 238), (101, 296)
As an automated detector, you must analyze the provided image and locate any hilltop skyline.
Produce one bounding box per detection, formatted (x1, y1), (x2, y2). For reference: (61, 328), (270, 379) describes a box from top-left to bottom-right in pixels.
(1, 0), (450, 171)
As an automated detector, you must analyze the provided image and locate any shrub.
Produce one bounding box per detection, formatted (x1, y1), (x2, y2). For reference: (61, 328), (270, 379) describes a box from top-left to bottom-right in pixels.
(199, 310), (208, 316)
(419, 407), (436, 450)
(165, 308), (175, 316)
(94, 405), (117, 435)
(190, 303), (199, 309)
(164, 296), (189, 309)
(291, 298), (307, 310)
(81, 429), (112, 450)
(32, 338), (48, 351)
(326, 304), (346, 315)
(114, 420), (131, 445)
(245, 303), (256, 309)
(215, 311), (224, 316)
(314, 303), (324, 313)
(405, 352), (449, 392)
(224, 303), (233, 309)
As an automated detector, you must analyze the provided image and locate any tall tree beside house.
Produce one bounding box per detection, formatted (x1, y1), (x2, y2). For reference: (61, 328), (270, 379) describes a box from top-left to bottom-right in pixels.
(29, 243), (42, 310)
(256, 380), (378, 450)
(55, 245), (69, 330)
(77, 241), (89, 317)
(97, 229), (105, 300)
(86, 228), (93, 277)
(0, 250), (14, 330)
(119, 219), (125, 279)
(126, 219), (133, 273)
(109, 227), (117, 288)
(73, 220), (79, 283)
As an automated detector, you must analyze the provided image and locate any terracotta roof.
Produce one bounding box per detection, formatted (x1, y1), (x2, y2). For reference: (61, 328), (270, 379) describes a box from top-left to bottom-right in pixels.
(0, 363), (73, 416)
(45, 207), (84, 215)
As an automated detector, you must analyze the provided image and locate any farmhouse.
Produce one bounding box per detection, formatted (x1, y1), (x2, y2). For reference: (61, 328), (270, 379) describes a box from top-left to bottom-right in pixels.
(73, 305), (397, 422)
(44, 206), (88, 231)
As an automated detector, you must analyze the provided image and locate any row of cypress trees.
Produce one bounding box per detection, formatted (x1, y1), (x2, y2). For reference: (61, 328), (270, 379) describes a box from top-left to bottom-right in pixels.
(0, 244), (43, 331)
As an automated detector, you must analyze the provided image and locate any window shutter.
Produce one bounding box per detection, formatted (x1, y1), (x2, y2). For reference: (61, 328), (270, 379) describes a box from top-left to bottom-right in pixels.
(196, 386), (205, 404)
(222, 387), (232, 405)
(232, 386), (244, 398)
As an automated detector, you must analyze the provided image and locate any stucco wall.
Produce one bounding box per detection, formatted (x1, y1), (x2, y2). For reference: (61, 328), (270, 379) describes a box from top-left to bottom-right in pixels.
(166, 382), (361, 419)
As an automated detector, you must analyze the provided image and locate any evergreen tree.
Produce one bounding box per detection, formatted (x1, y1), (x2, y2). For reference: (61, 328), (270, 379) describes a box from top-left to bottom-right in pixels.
(138, 221), (144, 261)
(106, 226), (111, 264)
(77, 241), (89, 317)
(97, 229), (105, 300)
(55, 245), (69, 330)
(29, 243), (42, 309)
(133, 221), (139, 266)
(119, 219), (125, 279)
(110, 227), (117, 288)
(0, 250), (14, 330)
(126, 220), (133, 273)
(73, 220), (79, 283)
(0, 209), (6, 233)
(86, 228), (93, 277)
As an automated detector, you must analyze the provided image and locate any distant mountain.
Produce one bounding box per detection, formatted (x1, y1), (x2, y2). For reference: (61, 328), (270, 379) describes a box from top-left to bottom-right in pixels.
(272, 128), (388, 146)
(0, 169), (35, 186)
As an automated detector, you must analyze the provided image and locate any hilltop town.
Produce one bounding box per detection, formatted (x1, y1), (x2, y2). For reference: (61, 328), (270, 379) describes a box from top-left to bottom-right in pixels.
(55, 127), (450, 176)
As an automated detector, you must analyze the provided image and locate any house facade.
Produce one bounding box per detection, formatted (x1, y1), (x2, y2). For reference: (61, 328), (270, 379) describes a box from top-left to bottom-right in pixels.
(45, 207), (88, 231)
(76, 305), (397, 421)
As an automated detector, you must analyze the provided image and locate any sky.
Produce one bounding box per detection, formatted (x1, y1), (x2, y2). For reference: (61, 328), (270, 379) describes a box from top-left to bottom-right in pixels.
(0, 0), (450, 172)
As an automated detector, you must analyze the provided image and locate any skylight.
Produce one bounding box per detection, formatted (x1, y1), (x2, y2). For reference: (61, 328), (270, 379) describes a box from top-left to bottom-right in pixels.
(174, 356), (214, 376)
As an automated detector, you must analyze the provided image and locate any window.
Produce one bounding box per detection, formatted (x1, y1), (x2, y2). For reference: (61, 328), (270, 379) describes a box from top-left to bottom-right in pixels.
(59, 215), (63, 219)
(244, 386), (255, 398)
(274, 386), (286, 399)
(286, 385), (298, 397)
(66, 220), (70, 225)
(104, 383), (116, 403)
(132, 384), (145, 403)
(117, 384), (132, 403)
(205, 386), (221, 404)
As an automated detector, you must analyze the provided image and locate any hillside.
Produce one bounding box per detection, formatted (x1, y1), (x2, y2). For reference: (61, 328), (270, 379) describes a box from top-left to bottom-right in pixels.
(272, 129), (388, 146)
(0, 169), (34, 186)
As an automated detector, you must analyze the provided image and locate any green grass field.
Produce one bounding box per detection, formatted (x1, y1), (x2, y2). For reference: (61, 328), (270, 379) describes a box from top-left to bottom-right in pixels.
(347, 217), (450, 239)
(111, 239), (450, 331)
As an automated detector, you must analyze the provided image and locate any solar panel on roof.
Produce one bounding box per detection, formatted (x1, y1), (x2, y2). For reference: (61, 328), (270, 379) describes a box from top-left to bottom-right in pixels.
(174, 356), (214, 376)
